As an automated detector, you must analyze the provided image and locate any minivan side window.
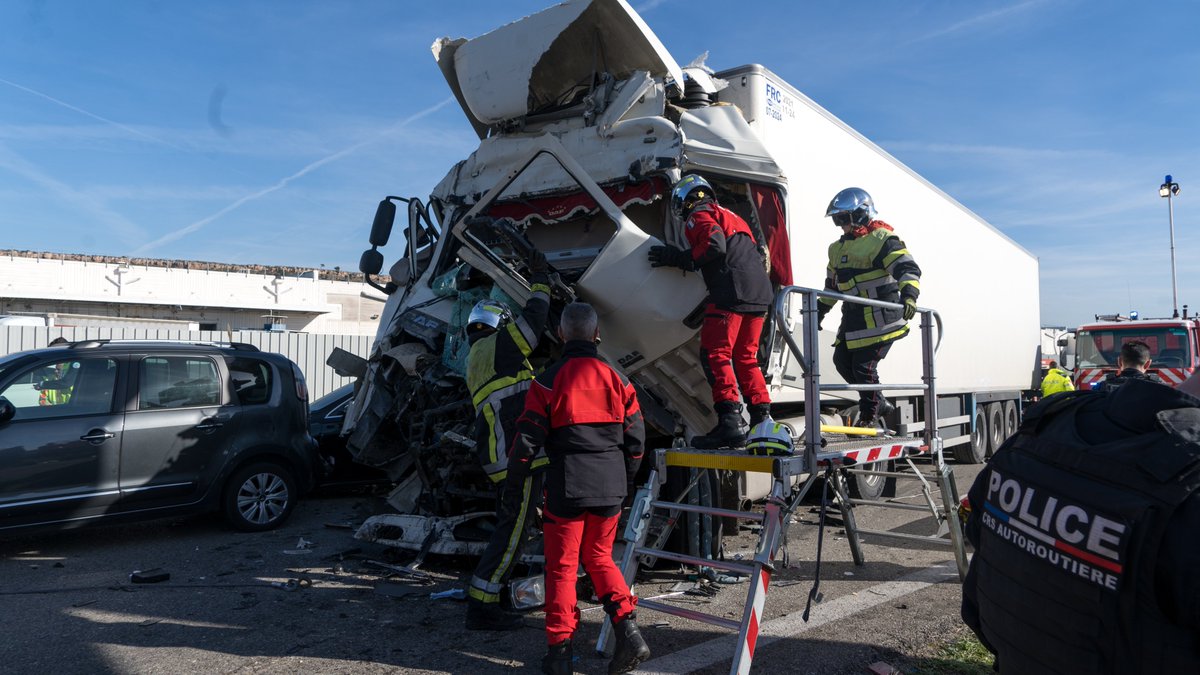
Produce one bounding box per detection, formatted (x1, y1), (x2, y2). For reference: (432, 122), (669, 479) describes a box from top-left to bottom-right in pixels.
(139, 357), (221, 409)
(228, 357), (273, 405)
(0, 358), (118, 420)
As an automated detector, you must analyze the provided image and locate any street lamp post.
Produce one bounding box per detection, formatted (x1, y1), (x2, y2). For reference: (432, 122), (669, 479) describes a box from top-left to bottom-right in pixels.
(1160, 175), (1182, 318)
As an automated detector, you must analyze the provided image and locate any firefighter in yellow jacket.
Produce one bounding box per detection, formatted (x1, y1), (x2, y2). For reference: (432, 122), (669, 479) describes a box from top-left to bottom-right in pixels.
(817, 188), (921, 427)
(463, 248), (552, 631)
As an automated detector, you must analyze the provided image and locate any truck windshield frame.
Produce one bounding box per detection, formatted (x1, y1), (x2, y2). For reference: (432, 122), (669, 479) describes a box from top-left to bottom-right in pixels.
(1075, 327), (1193, 368)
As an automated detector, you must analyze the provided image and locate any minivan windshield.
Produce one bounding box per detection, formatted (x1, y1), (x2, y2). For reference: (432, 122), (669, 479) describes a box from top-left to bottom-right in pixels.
(1075, 327), (1192, 368)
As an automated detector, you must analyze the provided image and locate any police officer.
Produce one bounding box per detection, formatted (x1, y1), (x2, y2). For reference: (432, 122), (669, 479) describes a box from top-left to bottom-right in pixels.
(817, 188), (921, 426)
(1040, 360), (1075, 397)
(961, 377), (1200, 673)
(648, 174), (774, 448)
(1100, 340), (1161, 391)
(462, 249), (551, 631)
(507, 302), (648, 675)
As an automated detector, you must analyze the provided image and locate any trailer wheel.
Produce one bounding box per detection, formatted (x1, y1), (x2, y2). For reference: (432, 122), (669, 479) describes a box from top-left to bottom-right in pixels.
(1002, 400), (1019, 440)
(846, 462), (896, 500)
(954, 406), (988, 464)
(986, 403), (1005, 455)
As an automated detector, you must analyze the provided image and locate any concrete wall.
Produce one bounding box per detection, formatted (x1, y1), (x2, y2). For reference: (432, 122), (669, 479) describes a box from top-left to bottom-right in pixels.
(0, 327), (372, 400)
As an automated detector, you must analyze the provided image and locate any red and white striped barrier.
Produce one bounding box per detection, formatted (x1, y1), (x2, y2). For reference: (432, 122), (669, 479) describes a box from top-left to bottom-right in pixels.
(816, 443), (924, 467)
(735, 568), (770, 675)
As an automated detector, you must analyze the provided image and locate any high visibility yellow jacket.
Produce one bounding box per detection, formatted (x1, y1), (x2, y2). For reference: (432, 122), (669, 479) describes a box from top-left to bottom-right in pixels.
(466, 279), (551, 482)
(1040, 367), (1075, 397)
(819, 221), (921, 350)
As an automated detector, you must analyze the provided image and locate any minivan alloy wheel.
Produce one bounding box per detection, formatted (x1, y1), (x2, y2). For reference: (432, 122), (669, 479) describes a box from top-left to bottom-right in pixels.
(237, 472), (290, 525)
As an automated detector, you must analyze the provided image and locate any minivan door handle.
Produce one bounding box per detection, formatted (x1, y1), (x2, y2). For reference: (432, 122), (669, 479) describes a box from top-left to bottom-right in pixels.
(80, 429), (116, 444)
(195, 418), (225, 432)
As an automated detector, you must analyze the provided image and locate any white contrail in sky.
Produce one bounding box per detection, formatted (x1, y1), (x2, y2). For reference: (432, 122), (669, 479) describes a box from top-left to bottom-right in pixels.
(908, 0), (1045, 44)
(0, 76), (186, 151)
(0, 143), (147, 244)
(133, 96), (456, 255)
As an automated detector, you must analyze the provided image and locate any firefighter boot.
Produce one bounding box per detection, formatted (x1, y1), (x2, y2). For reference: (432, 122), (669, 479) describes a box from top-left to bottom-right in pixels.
(608, 615), (650, 674)
(747, 403), (773, 428)
(465, 598), (525, 631)
(542, 639), (574, 675)
(692, 401), (746, 449)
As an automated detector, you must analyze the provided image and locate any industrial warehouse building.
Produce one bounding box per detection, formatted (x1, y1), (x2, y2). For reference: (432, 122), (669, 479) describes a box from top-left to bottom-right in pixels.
(0, 250), (384, 397)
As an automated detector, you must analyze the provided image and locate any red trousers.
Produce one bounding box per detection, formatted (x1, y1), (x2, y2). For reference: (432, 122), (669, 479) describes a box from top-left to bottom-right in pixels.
(543, 507), (637, 646)
(699, 305), (769, 406)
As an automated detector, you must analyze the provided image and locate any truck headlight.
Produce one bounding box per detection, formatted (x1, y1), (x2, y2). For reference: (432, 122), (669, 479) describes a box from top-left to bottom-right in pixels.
(509, 574), (545, 611)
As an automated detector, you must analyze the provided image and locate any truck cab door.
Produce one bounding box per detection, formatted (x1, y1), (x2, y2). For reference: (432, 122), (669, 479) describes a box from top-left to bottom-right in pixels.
(449, 134), (707, 371)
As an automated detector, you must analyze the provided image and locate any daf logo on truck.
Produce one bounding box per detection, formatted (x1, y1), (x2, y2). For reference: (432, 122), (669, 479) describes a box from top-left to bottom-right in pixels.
(980, 469), (1128, 591)
(764, 81), (794, 122)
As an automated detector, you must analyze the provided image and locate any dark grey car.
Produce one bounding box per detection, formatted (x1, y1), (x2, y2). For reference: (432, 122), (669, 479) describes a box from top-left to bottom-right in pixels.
(0, 340), (318, 533)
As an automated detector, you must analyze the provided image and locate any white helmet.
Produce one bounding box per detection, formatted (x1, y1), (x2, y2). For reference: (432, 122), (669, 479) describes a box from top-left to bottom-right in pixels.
(746, 420), (796, 456)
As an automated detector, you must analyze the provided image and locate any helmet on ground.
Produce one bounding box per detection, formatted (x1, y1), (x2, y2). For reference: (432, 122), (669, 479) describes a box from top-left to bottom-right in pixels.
(466, 299), (511, 340)
(746, 419), (795, 456)
(825, 187), (876, 227)
(671, 174), (715, 219)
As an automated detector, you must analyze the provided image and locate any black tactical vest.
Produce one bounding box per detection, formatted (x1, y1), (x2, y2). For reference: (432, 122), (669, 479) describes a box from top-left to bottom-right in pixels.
(966, 386), (1200, 674)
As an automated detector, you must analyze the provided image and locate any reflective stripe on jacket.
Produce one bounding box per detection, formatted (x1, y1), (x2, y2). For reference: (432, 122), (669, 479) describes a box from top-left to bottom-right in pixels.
(820, 221), (920, 350)
(465, 281), (551, 482)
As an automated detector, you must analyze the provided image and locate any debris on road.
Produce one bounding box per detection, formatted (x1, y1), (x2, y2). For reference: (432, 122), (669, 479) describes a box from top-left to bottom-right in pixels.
(129, 568), (170, 584)
(429, 588), (466, 601)
(270, 578), (313, 592)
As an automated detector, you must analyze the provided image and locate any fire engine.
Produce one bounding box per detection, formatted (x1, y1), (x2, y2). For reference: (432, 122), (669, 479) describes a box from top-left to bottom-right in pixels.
(1073, 313), (1198, 389)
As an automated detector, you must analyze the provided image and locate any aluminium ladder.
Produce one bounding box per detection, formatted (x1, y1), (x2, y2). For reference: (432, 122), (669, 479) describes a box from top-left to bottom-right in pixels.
(595, 287), (967, 675)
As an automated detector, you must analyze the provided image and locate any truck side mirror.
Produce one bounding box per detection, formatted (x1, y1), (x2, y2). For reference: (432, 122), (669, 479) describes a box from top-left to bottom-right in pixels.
(370, 200), (396, 247)
(0, 397), (14, 425)
(1057, 338), (1068, 347)
(359, 248), (384, 276)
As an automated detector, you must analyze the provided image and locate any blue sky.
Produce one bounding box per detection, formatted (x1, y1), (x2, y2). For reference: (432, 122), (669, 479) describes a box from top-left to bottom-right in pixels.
(2, 0), (1198, 328)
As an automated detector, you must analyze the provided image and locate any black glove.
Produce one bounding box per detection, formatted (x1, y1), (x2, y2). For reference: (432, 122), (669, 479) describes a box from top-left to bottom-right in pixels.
(816, 303), (831, 330)
(903, 297), (918, 321)
(527, 249), (548, 276)
(648, 245), (694, 271)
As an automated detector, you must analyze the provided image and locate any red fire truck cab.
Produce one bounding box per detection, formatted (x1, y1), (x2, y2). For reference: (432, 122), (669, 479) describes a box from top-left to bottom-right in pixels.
(1073, 317), (1199, 389)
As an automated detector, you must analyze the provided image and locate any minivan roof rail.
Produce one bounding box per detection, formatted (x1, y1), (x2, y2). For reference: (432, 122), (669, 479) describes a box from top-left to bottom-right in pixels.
(67, 339), (260, 352)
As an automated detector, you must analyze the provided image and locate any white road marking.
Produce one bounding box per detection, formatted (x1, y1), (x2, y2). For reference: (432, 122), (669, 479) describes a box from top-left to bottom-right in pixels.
(633, 561), (960, 675)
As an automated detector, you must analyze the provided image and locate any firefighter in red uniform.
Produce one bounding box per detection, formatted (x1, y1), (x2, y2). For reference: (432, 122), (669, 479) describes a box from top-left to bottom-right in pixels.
(648, 175), (775, 448)
(507, 302), (649, 675)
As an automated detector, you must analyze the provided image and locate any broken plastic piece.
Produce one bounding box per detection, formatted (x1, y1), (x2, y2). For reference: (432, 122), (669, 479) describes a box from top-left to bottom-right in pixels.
(429, 588), (466, 600)
(129, 568), (170, 584)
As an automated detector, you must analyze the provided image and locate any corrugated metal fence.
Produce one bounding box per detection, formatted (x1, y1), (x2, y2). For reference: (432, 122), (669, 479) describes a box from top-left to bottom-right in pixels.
(0, 327), (372, 400)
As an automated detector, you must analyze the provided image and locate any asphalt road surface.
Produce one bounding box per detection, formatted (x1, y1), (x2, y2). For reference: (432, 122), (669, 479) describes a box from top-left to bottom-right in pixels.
(0, 461), (984, 674)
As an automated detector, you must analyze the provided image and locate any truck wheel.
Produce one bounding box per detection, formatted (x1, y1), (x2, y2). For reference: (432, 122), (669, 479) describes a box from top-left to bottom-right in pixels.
(986, 403), (1005, 455)
(222, 461), (297, 532)
(1002, 400), (1019, 440)
(954, 407), (987, 464)
(661, 467), (722, 561)
(846, 462), (896, 500)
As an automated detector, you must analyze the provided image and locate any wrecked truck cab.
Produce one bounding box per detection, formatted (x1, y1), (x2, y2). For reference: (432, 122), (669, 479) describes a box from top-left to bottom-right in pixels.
(342, 0), (791, 554)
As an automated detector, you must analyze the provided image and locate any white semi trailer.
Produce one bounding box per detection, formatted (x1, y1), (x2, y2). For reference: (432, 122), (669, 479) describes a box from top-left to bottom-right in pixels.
(341, 0), (1040, 530)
